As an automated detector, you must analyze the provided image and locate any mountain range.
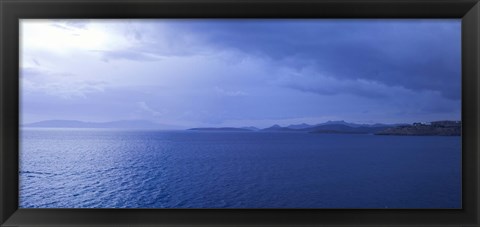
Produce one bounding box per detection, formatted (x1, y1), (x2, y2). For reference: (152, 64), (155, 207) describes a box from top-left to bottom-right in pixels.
(23, 119), (460, 136)
(189, 121), (406, 134)
(24, 119), (400, 133)
(260, 122), (397, 134)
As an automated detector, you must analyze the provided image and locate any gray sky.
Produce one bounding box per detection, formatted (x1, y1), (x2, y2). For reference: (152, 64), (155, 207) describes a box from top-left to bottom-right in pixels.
(20, 19), (461, 128)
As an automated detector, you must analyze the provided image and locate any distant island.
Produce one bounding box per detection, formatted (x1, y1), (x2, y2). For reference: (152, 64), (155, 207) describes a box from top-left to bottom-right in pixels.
(188, 120), (461, 136)
(188, 120), (398, 134)
(375, 121), (461, 136)
(23, 119), (461, 136)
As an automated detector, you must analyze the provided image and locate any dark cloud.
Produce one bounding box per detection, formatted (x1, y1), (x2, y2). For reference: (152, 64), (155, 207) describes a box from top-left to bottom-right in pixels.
(168, 20), (461, 100)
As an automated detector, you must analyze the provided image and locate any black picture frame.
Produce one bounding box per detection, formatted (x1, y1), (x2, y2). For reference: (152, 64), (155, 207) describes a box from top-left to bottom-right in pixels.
(1, 0), (479, 226)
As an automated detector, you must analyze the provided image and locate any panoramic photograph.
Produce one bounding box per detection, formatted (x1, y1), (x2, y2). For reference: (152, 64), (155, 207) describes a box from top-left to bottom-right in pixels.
(19, 19), (461, 208)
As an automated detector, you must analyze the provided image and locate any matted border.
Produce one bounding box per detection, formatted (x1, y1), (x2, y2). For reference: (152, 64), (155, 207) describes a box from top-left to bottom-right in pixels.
(1, 0), (479, 226)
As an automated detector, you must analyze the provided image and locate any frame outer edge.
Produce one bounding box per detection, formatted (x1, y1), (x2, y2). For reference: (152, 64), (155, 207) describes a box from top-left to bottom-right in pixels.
(0, 0), (5, 224)
(1, 0), (480, 226)
(1, 1), (19, 225)
(462, 2), (480, 225)
(477, 2), (480, 225)
(470, 2), (480, 225)
(464, 2), (480, 225)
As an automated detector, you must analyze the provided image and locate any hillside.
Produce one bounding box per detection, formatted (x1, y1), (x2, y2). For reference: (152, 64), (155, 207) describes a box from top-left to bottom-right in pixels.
(375, 121), (461, 136)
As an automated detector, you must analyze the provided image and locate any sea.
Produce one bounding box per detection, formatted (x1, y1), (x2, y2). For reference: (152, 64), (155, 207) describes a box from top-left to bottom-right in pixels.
(19, 128), (461, 208)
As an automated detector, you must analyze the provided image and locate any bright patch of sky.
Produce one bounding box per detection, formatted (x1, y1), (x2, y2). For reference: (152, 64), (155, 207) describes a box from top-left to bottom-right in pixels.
(20, 19), (461, 128)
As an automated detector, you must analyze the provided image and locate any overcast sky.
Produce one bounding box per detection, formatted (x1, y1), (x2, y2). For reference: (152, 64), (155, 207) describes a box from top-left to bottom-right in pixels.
(20, 19), (461, 128)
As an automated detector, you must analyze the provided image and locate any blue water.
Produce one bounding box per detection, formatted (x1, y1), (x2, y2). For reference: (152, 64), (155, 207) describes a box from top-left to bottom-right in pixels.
(19, 129), (461, 208)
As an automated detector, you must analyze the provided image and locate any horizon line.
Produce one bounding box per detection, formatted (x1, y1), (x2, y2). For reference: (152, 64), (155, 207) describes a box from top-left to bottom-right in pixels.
(21, 119), (462, 129)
